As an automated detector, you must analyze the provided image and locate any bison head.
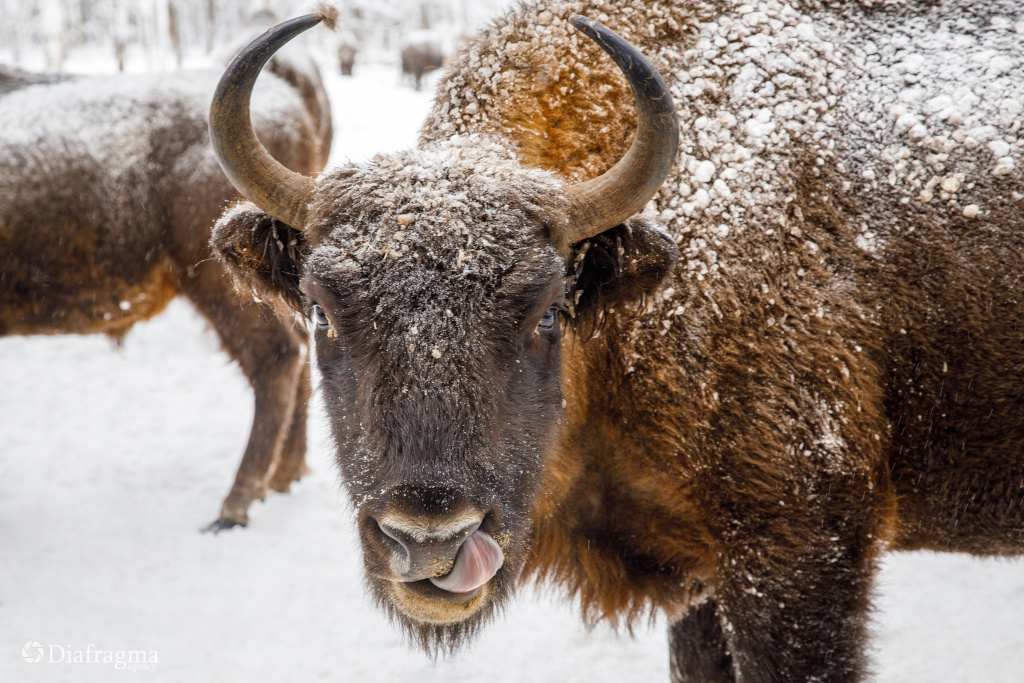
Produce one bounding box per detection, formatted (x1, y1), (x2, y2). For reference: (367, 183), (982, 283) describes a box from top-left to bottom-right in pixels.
(209, 12), (678, 652)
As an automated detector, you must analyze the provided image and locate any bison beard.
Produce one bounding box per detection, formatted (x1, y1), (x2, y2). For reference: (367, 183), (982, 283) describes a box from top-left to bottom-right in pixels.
(210, 2), (1024, 680)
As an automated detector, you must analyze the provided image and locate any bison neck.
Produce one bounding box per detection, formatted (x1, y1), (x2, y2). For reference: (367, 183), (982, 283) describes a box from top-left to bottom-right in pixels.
(525, 329), (718, 625)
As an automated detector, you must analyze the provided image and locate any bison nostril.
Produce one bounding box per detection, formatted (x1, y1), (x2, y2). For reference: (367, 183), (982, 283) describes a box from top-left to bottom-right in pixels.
(377, 520), (411, 551)
(376, 521), (414, 576)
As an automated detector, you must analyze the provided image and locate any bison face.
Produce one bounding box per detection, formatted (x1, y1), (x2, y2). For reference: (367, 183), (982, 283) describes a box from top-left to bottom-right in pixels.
(209, 12), (677, 653)
(303, 140), (570, 647)
(213, 138), (677, 650)
(216, 138), (572, 648)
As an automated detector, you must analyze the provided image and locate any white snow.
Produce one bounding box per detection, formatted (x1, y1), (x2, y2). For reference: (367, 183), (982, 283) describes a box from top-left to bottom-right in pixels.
(2, 22), (1024, 683)
(323, 63), (445, 166)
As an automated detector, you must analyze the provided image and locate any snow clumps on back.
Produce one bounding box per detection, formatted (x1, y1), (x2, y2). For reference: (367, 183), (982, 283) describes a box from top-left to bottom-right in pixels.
(427, 0), (1023, 281)
(0, 74), (214, 172)
(425, 0), (851, 274)
(1, 70), (310, 189)
(834, 6), (1024, 218)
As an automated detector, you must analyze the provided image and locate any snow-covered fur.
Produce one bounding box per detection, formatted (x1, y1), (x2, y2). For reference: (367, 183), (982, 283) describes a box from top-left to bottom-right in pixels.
(214, 134), (677, 653)
(425, 1), (1024, 679)
(0, 64), (65, 95)
(214, 1), (1024, 679)
(0, 65), (330, 529)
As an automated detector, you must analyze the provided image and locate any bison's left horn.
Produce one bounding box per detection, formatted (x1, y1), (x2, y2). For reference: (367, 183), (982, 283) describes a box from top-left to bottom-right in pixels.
(210, 13), (325, 230)
(560, 15), (679, 249)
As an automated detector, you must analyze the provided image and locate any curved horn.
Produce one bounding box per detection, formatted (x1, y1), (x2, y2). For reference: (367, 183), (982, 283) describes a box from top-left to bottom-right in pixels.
(562, 15), (679, 247)
(210, 14), (324, 230)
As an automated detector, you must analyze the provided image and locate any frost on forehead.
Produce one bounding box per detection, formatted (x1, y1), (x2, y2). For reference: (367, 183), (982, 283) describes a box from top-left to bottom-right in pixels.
(303, 135), (567, 365)
(304, 134), (567, 282)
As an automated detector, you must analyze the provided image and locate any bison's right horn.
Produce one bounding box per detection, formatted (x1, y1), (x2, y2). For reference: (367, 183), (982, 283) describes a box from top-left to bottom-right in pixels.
(210, 14), (324, 230)
(560, 15), (679, 251)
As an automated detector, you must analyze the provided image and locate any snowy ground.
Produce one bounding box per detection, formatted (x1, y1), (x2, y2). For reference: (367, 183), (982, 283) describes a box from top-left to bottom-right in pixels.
(1, 54), (1023, 683)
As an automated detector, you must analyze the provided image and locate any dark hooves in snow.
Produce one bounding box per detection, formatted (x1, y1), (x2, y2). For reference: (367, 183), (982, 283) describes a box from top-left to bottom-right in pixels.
(201, 518), (247, 534)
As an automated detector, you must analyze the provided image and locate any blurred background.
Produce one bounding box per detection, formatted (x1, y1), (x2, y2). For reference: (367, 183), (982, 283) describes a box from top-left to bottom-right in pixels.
(0, 0), (510, 74)
(2, 2), (1024, 682)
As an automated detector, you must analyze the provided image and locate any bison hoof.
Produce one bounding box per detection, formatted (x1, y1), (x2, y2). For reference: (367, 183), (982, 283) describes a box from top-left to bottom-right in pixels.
(201, 518), (247, 534)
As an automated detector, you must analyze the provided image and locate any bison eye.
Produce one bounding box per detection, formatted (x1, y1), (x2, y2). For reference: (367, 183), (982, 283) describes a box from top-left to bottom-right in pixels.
(538, 307), (557, 331)
(312, 304), (330, 329)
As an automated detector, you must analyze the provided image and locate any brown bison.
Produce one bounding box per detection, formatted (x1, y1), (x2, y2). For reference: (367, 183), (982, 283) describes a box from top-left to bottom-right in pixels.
(210, 2), (1024, 681)
(400, 40), (443, 90)
(338, 41), (357, 76)
(0, 21), (333, 530)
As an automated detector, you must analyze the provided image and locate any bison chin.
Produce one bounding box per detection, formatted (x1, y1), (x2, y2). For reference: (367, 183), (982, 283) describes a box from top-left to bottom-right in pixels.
(368, 563), (517, 655)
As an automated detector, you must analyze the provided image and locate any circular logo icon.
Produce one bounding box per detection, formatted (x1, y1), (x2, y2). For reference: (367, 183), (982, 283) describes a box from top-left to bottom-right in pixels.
(22, 642), (44, 664)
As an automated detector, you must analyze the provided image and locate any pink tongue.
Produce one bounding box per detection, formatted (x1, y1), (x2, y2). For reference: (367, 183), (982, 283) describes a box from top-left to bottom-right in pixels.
(429, 530), (504, 593)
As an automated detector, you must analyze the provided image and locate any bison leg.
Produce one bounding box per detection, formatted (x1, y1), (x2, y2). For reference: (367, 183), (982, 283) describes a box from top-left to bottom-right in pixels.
(209, 319), (305, 529)
(712, 511), (880, 682)
(669, 599), (735, 683)
(182, 264), (306, 530)
(266, 351), (311, 492)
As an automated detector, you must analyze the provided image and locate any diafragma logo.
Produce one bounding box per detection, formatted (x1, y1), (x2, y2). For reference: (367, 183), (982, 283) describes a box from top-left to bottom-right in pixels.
(21, 642), (44, 664)
(21, 642), (158, 671)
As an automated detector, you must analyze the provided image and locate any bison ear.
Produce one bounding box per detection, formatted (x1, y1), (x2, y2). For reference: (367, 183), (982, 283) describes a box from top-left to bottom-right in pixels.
(211, 202), (307, 313)
(568, 215), (678, 335)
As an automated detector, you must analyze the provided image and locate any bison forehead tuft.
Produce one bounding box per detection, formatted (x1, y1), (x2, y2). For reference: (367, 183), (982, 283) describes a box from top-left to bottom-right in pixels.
(305, 134), (568, 257)
(303, 135), (568, 366)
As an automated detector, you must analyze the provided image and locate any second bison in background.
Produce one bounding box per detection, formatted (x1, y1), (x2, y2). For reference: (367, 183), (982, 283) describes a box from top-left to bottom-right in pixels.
(338, 41), (357, 76)
(400, 39), (443, 90)
(0, 26), (332, 530)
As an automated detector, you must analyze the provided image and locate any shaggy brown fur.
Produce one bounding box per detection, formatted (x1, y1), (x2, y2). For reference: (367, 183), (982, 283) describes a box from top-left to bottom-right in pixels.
(0, 60), (331, 529)
(213, 1), (1023, 680)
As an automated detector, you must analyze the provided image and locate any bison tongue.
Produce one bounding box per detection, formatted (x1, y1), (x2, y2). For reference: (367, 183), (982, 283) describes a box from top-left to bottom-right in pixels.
(429, 530), (504, 593)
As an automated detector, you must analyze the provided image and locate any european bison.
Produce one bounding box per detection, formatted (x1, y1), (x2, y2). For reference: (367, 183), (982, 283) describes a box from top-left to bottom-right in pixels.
(400, 40), (443, 90)
(0, 20), (333, 530)
(210, 3), (1024, 680)
(338, 41), (357, 76)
